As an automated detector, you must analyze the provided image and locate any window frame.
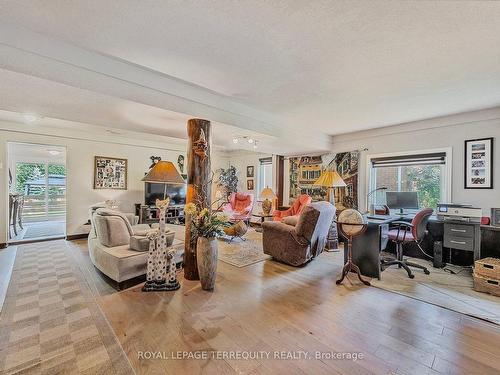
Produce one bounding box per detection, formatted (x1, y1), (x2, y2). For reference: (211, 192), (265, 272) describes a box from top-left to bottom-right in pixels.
(366, 147), (452, 211)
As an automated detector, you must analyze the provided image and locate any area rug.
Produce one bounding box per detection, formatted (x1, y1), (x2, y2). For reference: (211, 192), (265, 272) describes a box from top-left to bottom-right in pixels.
(0, 240), (134, 374)
(370, 254), (500, 325)
(23, 221), (66, 240)
(218, 228), (271, 268)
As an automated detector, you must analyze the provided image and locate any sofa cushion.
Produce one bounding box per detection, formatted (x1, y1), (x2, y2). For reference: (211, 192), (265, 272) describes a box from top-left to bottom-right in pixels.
(94, 208), (134, 247)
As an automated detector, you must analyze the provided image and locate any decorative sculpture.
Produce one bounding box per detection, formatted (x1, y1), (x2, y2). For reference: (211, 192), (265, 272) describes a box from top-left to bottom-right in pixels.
(142, 198), (180, 292)
(193, 129), (208, 161)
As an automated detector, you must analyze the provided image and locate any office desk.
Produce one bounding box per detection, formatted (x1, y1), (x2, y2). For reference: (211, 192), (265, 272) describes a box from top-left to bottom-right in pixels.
(343, 216), (394, 279)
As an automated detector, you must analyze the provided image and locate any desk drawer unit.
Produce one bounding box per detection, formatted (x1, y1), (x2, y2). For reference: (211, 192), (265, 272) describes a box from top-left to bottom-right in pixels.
(444, 236), (474, 251)
(445, 223), (474, 238)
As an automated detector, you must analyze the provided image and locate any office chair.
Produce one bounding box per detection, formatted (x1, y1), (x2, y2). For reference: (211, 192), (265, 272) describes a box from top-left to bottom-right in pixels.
(381, 208), (433, 279)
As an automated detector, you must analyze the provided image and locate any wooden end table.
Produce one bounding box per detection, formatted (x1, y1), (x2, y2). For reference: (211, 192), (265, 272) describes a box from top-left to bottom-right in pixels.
(252, 213), (274, 232)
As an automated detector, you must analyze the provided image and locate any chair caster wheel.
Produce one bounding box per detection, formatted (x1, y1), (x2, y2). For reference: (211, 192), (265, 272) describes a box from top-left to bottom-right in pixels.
(409, 274), (415, 279)
(424, 269), (430, 275)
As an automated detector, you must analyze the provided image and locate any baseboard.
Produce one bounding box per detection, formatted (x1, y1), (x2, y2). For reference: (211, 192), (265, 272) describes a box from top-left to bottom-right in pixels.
(66, 233), (89, 241)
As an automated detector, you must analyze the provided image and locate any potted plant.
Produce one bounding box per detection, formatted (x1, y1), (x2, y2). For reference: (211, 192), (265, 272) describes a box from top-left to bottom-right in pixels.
(217, 166), (238, 199)
(184, 202), (230, 290)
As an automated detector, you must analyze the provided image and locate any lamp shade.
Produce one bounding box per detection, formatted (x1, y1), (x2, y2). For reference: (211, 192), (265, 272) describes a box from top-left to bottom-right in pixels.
(314, 170), (347, 188)
(142, 161), (185, 184)
(260, 187), (275, 199)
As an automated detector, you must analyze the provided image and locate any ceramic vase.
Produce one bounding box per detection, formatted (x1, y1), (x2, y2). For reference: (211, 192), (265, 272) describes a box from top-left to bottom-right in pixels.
(196, 236), (218, 290)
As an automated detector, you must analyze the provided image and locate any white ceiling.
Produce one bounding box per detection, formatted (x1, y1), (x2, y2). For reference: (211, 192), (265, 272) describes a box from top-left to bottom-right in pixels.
(0, 69), (280, 152)
(8, 142), (65, 163)
(1, 1), (500, 151)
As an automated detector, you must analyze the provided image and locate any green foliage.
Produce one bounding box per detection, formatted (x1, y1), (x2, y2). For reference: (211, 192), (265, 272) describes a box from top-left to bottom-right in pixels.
(15, 163), (66, 195)
(406, 165), (441, 209)
(217, 166), (238, 197)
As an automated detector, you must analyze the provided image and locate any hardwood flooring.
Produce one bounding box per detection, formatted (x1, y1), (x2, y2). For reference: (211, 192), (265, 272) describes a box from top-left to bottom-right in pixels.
(64, 239), (500, 375)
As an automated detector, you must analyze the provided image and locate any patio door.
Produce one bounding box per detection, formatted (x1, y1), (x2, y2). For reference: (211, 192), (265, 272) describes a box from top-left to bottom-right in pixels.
(16, 162), (66, 222)
(8, 143), (66, 242)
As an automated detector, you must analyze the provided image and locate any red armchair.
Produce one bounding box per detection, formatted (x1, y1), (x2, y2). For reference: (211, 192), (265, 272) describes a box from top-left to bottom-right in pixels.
(222, 192), (255, 224)
(273, 194), (312, 222)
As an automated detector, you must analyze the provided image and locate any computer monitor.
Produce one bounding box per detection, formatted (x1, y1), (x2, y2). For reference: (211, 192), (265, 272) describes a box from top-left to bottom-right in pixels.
(385, 191), (419, 213)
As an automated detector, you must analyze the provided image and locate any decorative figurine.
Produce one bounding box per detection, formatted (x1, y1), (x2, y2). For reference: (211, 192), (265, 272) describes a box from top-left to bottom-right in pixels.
(142, 198), (180, 292)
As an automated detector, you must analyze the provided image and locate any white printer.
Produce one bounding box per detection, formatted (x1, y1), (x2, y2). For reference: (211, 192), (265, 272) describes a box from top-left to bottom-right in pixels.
(437, 203), (482, 223)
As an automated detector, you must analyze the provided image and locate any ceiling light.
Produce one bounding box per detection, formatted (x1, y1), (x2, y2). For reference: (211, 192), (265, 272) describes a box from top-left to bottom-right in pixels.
(248, 138), (254, 144)
(22, 113), (40, 123)
(48, 150), (61, 156)
(232, 138), (239, 144)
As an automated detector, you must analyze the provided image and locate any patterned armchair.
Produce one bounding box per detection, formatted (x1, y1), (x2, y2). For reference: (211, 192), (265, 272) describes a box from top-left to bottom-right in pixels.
(273, 194), (312, 222)
(222, 192), (255, 223)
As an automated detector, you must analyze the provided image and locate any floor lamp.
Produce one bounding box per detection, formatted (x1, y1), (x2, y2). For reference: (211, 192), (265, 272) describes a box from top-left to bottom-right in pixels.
(314, 170), (347, 251)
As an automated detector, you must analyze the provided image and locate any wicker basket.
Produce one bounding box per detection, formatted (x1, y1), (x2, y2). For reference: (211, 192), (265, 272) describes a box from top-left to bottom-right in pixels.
(473, 272), (500, 297)
(475, 257), (500, 280)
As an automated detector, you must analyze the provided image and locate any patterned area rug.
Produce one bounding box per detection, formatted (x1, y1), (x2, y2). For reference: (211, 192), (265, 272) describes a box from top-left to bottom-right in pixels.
(0, 241), (134, 374)
(218, 228), (271, 268)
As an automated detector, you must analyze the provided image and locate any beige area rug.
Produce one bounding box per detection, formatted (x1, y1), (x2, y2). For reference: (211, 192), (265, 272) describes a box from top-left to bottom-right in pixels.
(371, 254), (500, 325)
(218, 228), (271, 268)
(0, 240), (134, 374)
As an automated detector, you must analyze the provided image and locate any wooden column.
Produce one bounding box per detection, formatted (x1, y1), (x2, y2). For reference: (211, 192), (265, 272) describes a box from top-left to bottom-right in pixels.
(184, 118), (212, 280)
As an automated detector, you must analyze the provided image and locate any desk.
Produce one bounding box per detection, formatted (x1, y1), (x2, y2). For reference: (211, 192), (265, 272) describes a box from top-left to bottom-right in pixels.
(343, 216), (395, 279)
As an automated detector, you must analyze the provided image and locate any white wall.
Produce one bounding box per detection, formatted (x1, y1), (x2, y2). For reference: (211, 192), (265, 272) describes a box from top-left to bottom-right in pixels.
(0, 130), (187, 242)
(329, 107), (500, 215)
(220, 150), (273, 219)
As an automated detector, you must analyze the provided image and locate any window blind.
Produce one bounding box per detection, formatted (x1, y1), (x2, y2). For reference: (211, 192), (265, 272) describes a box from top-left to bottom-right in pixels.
(259, 157), (272, 165)
(371, 152), (446, 168)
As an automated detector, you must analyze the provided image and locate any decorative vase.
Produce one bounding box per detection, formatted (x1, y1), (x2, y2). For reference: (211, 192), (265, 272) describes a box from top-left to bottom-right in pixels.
(196, 236), (218, 290)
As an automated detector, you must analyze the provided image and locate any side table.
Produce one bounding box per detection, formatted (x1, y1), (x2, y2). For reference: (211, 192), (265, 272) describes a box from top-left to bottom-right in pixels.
(252, 213), (274, 232)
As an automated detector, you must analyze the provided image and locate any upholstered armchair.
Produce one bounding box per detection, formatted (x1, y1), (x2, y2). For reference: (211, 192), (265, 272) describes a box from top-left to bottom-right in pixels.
(273, 194), (312, 222)
(263, 201), (336, 266)
(222, 192), (255, 223)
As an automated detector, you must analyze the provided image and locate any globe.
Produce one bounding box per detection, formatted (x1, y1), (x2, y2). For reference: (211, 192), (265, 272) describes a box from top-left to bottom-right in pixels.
(338, 209), (366, 236)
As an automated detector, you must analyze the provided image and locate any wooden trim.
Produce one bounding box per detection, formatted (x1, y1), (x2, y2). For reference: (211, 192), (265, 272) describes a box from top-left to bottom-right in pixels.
(276, 155), (284, 207)
(66, 233), (89, 241)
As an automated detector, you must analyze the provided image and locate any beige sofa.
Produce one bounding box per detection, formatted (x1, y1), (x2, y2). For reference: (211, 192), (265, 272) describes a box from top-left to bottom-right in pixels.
(88, 208), (184, 285)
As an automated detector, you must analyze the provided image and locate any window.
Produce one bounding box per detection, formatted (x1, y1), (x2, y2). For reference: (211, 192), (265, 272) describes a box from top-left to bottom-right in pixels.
(369, 151), (450, 211)
(257, 157), (273, 195)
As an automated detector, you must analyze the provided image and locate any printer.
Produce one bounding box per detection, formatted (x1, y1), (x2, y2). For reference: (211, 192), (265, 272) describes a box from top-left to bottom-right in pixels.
(437, 203), (482, 223)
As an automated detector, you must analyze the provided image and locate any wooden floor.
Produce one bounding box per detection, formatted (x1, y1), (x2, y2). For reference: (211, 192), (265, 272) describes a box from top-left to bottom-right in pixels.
(69, 240), (500, 374)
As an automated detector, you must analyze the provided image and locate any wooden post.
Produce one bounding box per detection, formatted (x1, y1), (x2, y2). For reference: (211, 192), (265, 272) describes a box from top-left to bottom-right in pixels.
(184, 118), (212, 280)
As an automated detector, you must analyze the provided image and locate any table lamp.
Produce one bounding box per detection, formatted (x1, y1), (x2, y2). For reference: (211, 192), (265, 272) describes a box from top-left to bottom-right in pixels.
(260, 186), (275, 215)
(313, 170), (347, 205)
(142, 160), (185, 200)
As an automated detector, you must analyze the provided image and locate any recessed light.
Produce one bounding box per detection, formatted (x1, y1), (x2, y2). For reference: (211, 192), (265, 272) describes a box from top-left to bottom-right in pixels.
(47, 150), (61, 156)
(248, 138), (254, 144)
(22, 113), (40, 123)
(232, 138), (239, 144)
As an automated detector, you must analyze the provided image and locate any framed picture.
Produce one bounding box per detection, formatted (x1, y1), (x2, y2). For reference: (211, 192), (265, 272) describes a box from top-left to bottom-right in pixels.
(464, 138), (494, 189)
(247, 179), (254, 190)
(247, 165), (254, 178)
(94, 156), (128, 190)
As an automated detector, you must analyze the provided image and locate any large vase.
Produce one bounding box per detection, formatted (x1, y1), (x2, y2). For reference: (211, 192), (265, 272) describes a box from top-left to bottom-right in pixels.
(196, 237), (218, 290)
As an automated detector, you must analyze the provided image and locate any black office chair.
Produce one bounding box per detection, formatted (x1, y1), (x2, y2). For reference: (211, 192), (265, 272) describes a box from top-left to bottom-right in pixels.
(381, 208), (433, 279)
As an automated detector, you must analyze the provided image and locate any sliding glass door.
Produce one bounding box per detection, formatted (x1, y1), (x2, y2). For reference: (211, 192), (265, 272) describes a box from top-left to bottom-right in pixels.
(15, 162), (66, 222)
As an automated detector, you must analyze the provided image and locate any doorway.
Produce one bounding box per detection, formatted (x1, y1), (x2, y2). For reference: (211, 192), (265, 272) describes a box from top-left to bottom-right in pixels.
(7, 142), (66, 242)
